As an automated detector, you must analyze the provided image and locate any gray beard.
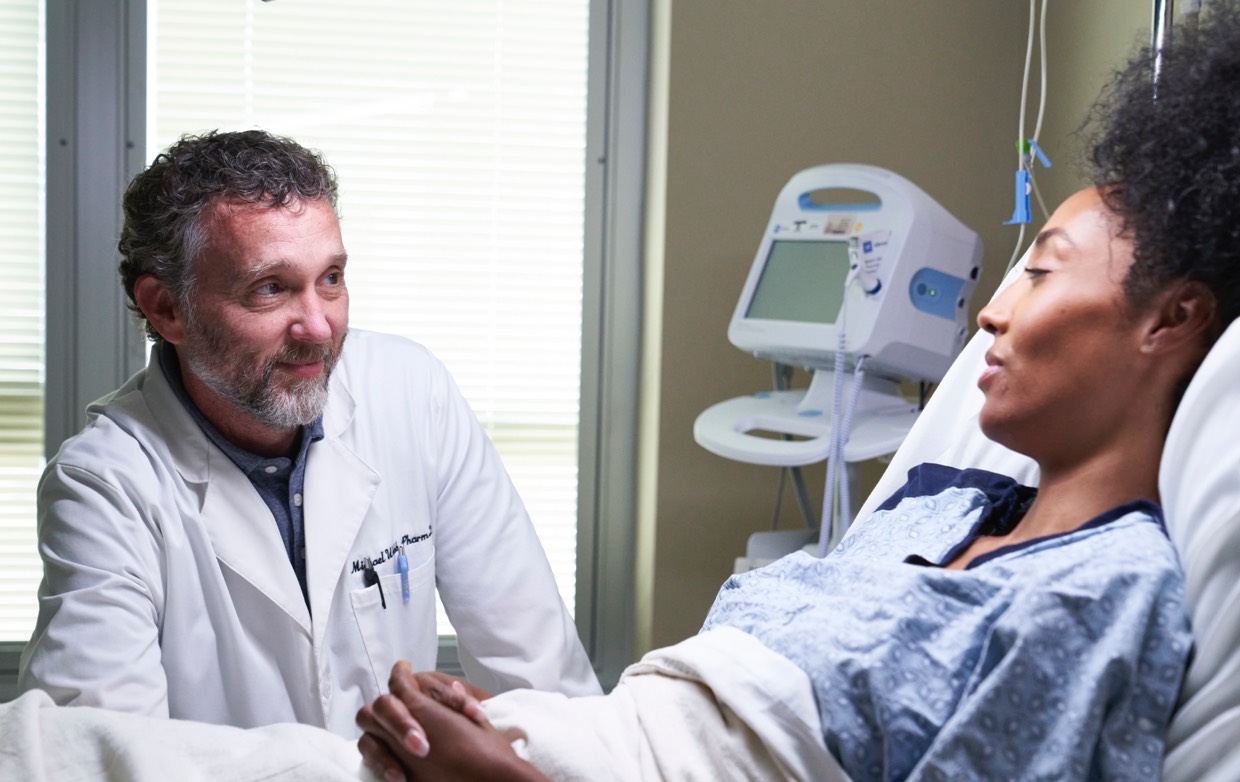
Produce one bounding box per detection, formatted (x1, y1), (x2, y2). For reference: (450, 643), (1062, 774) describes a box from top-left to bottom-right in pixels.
(182, 321), (346, 430)
(193, 359), (331, 429)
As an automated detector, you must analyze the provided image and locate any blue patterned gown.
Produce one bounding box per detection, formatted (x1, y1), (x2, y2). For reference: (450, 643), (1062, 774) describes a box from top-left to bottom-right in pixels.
(701, 464), (1191, 781)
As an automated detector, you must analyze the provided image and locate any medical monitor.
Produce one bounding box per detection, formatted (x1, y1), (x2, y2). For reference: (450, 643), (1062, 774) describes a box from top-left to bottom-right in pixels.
(728, 164), (982, 383)
(745, 240), (851, 325)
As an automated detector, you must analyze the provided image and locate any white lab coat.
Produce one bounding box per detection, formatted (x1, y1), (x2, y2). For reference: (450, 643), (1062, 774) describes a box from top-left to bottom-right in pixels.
(19, 329), (600, 736)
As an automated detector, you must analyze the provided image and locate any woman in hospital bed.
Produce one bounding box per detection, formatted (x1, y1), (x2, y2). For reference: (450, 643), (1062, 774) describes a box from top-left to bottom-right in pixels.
(356, 7), (1240, 782)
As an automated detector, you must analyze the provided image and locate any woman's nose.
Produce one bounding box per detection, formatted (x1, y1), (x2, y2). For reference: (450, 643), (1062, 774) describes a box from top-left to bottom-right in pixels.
(976, 293), (1009, 336)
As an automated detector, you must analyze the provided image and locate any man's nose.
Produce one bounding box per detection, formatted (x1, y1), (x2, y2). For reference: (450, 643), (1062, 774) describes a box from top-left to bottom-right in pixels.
(291, 291), (333, 342)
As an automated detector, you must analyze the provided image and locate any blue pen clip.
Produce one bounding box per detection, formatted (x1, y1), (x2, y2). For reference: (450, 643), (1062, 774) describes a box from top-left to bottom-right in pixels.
(397, 546), (410, 603)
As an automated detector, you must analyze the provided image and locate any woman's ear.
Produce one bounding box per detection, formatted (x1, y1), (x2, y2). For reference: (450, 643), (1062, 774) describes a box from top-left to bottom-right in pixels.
(1142, 280), (1217, 356)
(133, 275), (187, 345)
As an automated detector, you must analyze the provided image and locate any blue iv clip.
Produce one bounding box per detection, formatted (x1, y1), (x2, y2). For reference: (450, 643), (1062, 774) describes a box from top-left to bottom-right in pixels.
(397, 546), (410, 603)
(1004, 170), (1032, 225)
(1004, 139), (1052, 225)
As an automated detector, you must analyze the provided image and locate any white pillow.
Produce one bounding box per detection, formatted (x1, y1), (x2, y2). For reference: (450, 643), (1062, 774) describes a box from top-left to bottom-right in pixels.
(856, 253), (1240, 781)
(1158, 317), (1240, 782)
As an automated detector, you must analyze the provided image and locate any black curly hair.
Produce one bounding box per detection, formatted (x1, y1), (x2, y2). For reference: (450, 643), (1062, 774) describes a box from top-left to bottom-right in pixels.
(117, 129), (339, 340)
(1088, 2), (1240, 335)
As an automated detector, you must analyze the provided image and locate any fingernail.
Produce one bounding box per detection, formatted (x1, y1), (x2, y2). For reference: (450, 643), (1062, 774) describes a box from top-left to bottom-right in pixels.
(405, 729), (429, 758)
(384, 769), (404, 782)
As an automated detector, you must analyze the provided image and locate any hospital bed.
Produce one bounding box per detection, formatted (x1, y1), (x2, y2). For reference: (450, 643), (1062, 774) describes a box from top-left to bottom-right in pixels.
(856, 257), (1240, 781)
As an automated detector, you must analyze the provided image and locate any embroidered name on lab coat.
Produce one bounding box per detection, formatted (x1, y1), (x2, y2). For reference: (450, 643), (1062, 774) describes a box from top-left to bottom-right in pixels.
(350, 527), (432, 573)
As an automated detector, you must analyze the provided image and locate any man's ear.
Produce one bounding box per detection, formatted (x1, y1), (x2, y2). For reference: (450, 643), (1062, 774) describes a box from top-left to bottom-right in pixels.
(133, 275), (187, 345)
(1142, 280), (1217, 355)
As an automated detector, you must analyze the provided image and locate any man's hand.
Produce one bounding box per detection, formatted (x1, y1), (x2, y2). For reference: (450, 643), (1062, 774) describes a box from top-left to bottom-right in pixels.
(356, 660), (547, 782)
(401, 670), (492, 727)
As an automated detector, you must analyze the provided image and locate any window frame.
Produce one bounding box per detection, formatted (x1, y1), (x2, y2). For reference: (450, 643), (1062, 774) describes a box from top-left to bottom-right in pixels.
(0, 0), (646, 698)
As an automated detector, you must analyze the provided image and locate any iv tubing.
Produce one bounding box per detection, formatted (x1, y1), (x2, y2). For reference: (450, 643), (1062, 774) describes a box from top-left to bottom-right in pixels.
(1016, 0), (1036, 168)
(1006, 0), (1050, 271)
(817, 358), (869, 557)
(838, 356), (869, 539)
(819, 325), (848, 557)
(1032, 0), (1049, 143)
(818, 256), (870, 557)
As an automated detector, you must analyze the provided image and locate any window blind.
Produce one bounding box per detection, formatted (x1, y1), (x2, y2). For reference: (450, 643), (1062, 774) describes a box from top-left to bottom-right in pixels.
(150, 0), (590, 632)
(0, 0), (45, 642)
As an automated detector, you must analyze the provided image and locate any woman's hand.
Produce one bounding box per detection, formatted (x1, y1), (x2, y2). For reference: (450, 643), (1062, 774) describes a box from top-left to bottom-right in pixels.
(356, 660), (547, 782)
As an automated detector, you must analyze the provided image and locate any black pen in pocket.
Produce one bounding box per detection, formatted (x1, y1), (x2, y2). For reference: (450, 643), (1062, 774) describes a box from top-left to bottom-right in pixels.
(363, 559), (386, 609)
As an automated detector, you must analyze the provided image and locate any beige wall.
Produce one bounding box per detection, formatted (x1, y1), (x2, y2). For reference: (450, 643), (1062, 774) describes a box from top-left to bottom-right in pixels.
(1037, 2), (1152, 207)
(636, 1), (1158, 652)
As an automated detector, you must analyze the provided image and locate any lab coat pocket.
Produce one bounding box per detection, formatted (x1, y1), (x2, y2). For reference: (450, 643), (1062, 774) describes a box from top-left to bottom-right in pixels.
(350, 554), (437, 690)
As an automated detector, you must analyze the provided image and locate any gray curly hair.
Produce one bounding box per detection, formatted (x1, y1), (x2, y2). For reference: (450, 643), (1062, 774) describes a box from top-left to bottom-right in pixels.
(118, 129), (339, 340)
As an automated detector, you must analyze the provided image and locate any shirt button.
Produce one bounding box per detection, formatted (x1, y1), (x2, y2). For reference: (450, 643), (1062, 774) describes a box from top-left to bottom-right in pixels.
(294, 493), (303, 507)
(264, 465), (278, 474)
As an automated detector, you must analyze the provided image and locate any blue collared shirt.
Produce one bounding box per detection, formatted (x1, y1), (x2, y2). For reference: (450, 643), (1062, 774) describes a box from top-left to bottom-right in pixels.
(158, 341), (322, 608)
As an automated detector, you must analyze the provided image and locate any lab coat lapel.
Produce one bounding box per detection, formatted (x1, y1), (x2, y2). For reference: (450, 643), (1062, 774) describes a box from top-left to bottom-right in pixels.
(201, 458), (314, 633)
(304, 378), (380, 638)
(143, 345), (313, 633)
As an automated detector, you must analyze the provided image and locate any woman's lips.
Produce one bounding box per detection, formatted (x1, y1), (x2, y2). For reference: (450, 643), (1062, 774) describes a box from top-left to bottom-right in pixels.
(978, 352), (1002, 391)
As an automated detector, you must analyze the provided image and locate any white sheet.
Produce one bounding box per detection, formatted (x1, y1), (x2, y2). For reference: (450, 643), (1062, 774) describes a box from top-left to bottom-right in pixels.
(483, 626), (850, 782)
(0, 689), (368, 782)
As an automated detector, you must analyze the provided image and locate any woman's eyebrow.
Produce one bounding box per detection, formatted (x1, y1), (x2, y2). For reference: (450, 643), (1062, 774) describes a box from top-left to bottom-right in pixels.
(1033, 227), (1072, 249)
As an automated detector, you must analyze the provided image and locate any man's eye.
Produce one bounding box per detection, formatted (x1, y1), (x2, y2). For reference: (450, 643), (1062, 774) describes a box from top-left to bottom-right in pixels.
(324, 272), (343, 285)
(256, 282), (282, 296)
(1024, 267), (1049, 278)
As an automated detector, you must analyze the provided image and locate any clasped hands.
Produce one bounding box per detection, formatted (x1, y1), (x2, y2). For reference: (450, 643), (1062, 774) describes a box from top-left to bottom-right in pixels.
(355, 660), (548, 782)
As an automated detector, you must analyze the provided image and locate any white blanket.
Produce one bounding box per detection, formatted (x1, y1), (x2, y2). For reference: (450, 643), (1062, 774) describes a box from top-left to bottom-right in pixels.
(0, 689), (368, 782)
(483, 627), (851, 781)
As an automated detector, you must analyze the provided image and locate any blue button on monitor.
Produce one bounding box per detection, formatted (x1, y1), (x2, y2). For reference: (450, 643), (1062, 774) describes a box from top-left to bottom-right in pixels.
(908, 268), (966, 320)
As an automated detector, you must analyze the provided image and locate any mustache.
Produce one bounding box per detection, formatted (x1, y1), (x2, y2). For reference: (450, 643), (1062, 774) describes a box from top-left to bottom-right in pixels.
(260, 332), (348, 390)
(272, 342), (336, 365)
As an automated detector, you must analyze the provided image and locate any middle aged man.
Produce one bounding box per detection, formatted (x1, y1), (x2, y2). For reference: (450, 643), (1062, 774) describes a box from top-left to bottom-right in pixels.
(19, 129), (600, 738)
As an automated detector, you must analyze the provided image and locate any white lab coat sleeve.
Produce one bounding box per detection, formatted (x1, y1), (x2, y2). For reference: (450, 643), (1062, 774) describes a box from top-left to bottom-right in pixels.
(425, 361), (601, 697)
(19, 456), (171, 716)
(1, 689), (368, 782)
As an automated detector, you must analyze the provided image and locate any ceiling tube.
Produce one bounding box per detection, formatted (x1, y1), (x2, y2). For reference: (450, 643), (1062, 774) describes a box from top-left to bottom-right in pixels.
(1152, 0), (1174, 84)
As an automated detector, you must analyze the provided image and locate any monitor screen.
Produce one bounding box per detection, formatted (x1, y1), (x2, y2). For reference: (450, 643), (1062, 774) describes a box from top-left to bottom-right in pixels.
(745, 239), (850, 324)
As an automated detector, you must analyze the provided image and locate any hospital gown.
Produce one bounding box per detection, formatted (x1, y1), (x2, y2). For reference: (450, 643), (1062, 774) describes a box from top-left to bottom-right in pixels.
(701, 464), (1191, 782)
